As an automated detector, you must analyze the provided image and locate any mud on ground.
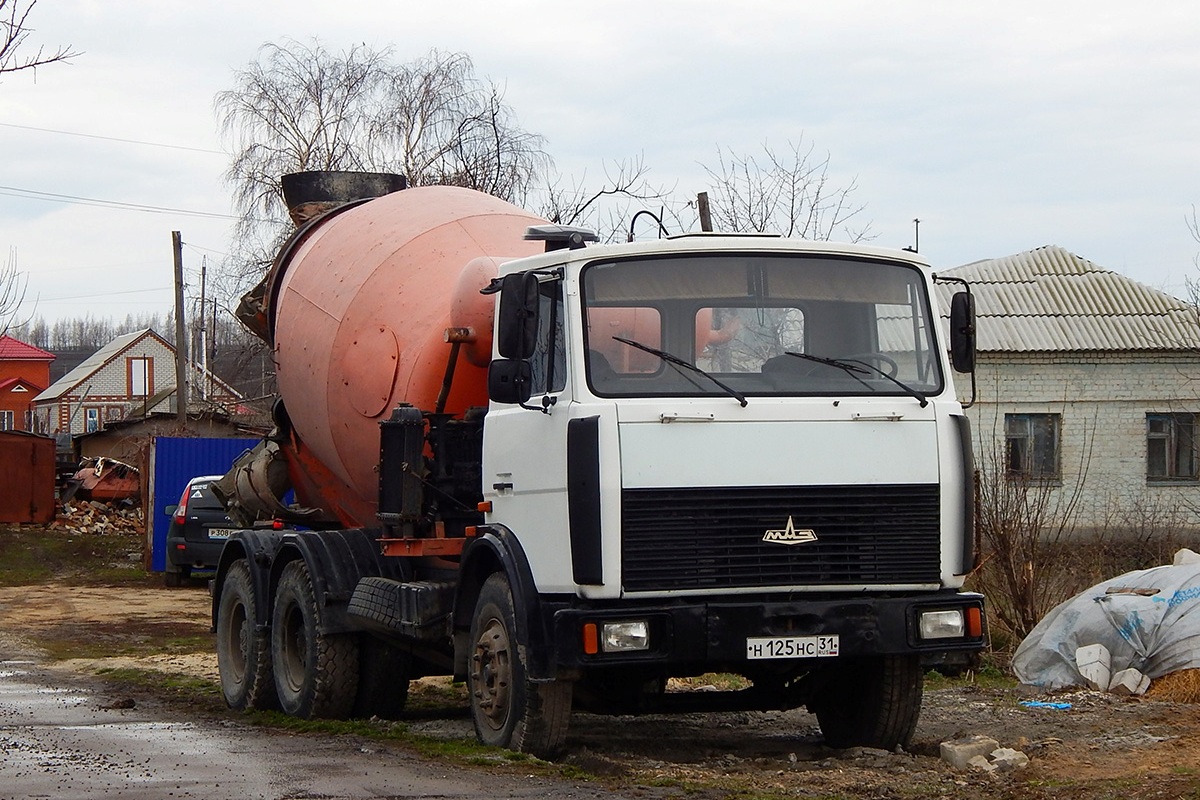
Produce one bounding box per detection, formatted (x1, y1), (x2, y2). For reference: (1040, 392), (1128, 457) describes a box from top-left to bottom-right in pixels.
(3, 581), (1200, 799)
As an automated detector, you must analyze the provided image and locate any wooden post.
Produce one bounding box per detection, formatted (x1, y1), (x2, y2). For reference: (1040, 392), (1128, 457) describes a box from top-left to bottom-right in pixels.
(697, 192), (713, 232)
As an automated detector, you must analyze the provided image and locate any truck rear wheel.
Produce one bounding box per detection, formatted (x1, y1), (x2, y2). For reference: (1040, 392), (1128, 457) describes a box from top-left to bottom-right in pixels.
(215, 559), (277, 710)
(468, 573), (571, 757)
(272, 560), (359, 719)
(813, 654), (923, 750)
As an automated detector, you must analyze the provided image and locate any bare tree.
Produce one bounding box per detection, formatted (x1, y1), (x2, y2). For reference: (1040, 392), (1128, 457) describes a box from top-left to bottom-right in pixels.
(701, 140), (871, 241)
(0, 0), (78, 76)
(0, 248), (30, 336)
(215, 40), (551, 258)
(970, 407), (1097, 644)
(538, 156), (681, 242)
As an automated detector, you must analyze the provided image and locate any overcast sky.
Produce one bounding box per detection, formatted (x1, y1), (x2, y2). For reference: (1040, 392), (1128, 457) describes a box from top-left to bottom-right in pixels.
(3, 0), (1200, 325)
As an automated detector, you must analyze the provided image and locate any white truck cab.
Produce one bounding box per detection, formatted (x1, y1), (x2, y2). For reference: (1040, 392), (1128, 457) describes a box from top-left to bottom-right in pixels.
(477, 230), (983, 752)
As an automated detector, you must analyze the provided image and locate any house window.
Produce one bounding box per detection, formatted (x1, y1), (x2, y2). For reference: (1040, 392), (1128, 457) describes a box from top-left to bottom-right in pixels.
(1005, 413), (1061, 481)
(0, 410), (12, 431)
(128, 356), (153, 397)
(1147, 413), (1198, 482)
(106, 406), (124, 422)
(85, 407), (100, 433)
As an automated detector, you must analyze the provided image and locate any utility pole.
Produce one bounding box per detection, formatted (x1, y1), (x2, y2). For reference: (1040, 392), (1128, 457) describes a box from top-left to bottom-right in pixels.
(172, 231), (188, 422)
(198, 256), (207, 401)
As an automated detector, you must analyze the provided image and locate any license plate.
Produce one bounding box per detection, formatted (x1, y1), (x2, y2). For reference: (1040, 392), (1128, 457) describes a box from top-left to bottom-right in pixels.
(746, 635), (839, 660)
(207, 528), (236, 540)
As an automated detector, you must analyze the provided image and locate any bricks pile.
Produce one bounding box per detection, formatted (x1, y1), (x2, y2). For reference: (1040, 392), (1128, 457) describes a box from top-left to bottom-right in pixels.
(52, 500), (144, 536)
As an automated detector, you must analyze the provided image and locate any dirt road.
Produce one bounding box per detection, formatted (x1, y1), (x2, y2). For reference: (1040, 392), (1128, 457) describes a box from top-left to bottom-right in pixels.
(4, 582), (1200, 798)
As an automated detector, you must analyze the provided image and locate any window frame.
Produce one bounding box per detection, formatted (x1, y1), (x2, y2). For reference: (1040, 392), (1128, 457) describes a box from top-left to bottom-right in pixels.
(1004, 412), (1062, 483)
(127, 356), (153, 397)
(1146, 412), (1199, 483)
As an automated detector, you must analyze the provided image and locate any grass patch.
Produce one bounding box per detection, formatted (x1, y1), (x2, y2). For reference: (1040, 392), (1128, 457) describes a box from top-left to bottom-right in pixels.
(34, 622), (212, 662)
(669, 673), (752, 691)
(94, 666), (226, 712)
(0, 525), (150, 587)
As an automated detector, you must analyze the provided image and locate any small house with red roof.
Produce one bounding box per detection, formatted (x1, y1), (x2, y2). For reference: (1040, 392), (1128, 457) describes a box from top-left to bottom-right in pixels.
(0, 334), (55, 431)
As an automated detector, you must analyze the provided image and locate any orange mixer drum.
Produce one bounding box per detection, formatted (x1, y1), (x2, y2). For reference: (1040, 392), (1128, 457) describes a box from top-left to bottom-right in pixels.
(270, 185), (545, 513)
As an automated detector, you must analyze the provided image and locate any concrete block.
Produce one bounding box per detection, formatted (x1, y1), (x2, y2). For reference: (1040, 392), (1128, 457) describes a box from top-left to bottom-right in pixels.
(990, 747), (1030, 771)
(1076, 643), (1112, 690)
(1109, 667), (1150, 696)
(940, 735), (1000, 770)
(967, 754), (997, 772)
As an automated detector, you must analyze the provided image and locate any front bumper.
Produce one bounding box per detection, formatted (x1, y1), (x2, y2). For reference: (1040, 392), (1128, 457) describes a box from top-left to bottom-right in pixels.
(549, 590), (986, 671)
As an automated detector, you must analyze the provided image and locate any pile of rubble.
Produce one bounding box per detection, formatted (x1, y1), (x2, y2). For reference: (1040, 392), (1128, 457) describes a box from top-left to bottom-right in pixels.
(51, 500), (144, 536)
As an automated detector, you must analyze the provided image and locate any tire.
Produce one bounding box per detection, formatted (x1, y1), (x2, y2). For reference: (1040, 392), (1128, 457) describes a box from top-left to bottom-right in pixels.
(271, 560), (359, 719)
(353, 635), (411, 720)
(468, 573), (571, 757)
(812, 655), (923, 750)
(215, 559), (278, 710)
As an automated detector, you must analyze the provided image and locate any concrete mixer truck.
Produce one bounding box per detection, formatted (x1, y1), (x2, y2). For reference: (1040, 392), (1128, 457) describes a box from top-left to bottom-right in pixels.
(209, 170), (985, 757)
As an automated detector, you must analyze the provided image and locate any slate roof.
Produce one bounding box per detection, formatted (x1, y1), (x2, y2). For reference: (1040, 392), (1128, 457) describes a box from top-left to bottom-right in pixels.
(0, 335), (55, 361)
(938, 245), (1200, 353)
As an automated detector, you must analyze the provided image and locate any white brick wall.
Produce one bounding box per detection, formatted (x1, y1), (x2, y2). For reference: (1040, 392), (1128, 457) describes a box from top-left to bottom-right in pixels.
(965, 352), (1200, 534)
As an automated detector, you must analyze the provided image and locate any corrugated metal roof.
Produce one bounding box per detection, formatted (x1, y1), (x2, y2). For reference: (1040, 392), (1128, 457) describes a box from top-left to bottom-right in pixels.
(937, 245), (1200, 352)
(0, 335), (55, 361)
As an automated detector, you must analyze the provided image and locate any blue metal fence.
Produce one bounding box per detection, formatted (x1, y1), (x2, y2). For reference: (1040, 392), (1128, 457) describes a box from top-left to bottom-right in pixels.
(149, 436), (259, 572)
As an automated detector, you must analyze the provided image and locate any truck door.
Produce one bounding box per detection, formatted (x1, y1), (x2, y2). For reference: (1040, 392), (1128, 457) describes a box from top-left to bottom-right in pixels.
(483, 275), (577, 594)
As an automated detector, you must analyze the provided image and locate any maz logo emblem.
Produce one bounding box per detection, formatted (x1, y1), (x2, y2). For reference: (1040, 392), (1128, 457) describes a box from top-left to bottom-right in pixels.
(763, 516), (818, 545)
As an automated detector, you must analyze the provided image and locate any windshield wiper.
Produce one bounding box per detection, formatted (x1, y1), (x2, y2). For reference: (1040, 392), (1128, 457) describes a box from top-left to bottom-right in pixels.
(613, 336), (748, 407)
(783, 352), (929, 408)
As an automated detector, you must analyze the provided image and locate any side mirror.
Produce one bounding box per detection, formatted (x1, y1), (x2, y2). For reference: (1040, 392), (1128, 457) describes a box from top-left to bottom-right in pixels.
(488, 359), (533, 404)
(949, 291), (976, 373)
(164, 504), (178, 517)
(496, 273), (540, 359)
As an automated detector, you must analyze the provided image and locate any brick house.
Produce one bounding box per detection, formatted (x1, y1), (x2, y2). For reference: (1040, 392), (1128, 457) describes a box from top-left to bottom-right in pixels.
(0, 334), (55, 431)
(31, 328), (242, 436)
(941, 245), (1200, 535)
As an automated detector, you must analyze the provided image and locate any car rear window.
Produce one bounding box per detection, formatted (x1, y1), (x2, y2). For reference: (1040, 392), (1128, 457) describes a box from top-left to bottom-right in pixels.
(188, 483), (226, 511)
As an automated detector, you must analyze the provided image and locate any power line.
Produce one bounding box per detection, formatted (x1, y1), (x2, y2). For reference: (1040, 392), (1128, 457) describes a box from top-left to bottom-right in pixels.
(0, 121), (225, 155)
(0, 185), (238, 220)
(34, 286), (173, 302)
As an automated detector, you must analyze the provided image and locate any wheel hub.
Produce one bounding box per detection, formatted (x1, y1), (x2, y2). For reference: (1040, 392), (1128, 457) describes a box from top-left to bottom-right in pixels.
(471, 618), (512, 732)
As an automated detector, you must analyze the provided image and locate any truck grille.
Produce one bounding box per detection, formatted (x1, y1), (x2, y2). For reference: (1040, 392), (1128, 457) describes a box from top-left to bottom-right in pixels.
(621, 484), (941, 592)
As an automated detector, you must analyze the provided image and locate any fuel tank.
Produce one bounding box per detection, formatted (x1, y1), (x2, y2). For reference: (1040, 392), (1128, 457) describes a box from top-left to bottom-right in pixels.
(261, 180), (545, 525)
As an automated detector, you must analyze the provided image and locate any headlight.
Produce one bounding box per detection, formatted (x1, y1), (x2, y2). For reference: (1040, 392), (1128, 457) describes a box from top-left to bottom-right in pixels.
(919, 609), (966, 640)
(602, 620), (650, 652)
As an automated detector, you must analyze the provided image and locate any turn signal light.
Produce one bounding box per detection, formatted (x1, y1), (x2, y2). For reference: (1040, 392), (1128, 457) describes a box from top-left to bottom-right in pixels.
(966, 606), (983, 638)
(582, 623), (599, 655)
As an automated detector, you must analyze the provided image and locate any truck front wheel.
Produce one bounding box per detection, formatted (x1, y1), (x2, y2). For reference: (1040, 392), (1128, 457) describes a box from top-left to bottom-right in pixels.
(271, 560), (359, 719)
(215, 559), (277, 710)
(812, 654), (923, 750)
(468, 573), (571, 757)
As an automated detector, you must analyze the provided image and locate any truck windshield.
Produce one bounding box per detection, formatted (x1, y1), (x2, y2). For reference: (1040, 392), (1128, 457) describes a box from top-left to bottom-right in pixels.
(580, 253), (944, 400)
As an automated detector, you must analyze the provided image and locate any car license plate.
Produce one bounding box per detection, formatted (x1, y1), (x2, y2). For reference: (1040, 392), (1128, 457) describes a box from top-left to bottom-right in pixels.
(207, 528), (236, 540)
(746, 635), (839, 660)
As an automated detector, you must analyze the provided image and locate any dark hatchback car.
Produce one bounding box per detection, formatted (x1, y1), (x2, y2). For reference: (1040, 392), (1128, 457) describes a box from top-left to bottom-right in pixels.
(164, 475), (237, 586)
